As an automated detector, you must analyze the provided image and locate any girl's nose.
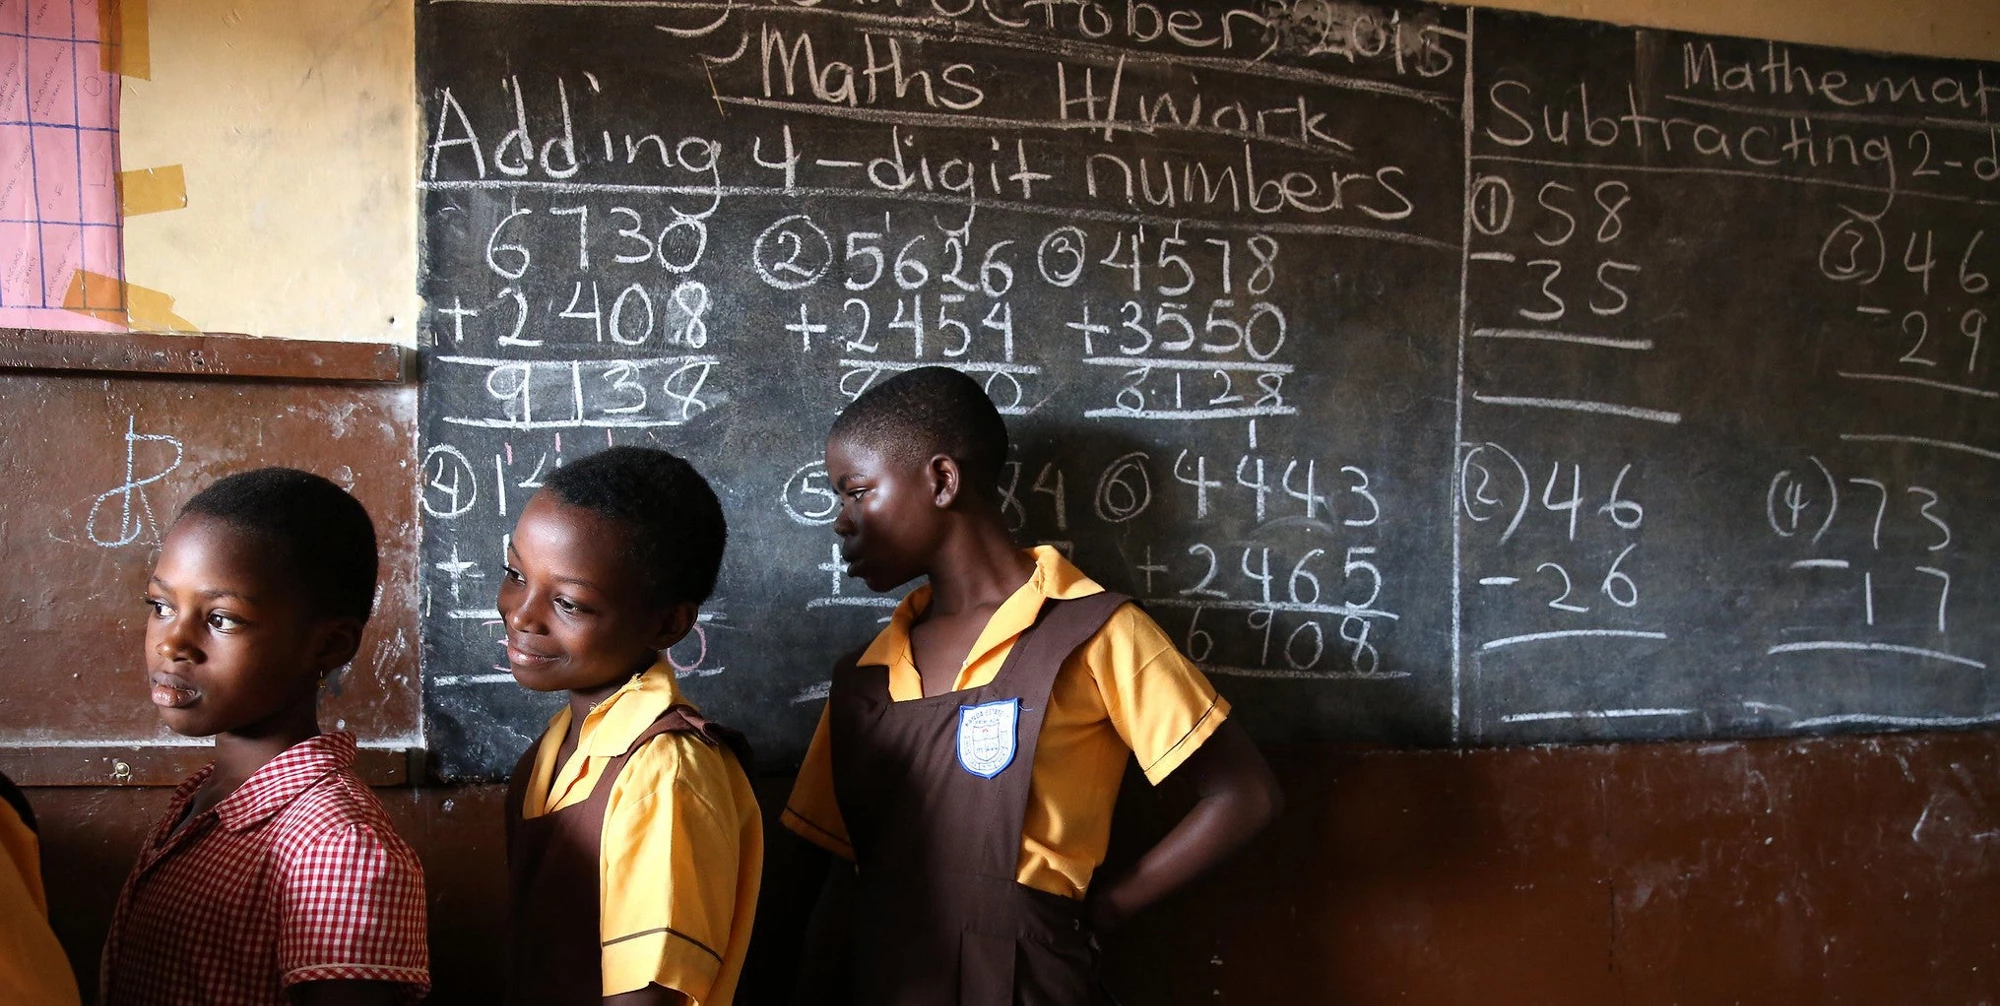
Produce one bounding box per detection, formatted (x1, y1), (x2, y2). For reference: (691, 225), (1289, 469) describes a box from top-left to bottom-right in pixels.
(155, 616), (197, 660)
(506, 592), (546, 634)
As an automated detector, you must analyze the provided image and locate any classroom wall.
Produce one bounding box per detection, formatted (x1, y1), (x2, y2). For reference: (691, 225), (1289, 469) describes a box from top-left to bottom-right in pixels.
(16, 0), (1998, 1002)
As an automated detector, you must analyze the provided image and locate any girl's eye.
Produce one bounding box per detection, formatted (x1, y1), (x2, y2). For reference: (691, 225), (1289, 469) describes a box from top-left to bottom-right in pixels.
(502, 565), (524, 583)
(208, 612), (244, 631)
(144, 598), (169, 618)
(553, 597), (579, 614)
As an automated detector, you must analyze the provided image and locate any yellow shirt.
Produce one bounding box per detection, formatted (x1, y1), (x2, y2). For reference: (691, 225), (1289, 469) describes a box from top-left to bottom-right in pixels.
(521, 662), (762, 1004)
(784, 546), (1230, 899)
(0, 780), (82, 1006)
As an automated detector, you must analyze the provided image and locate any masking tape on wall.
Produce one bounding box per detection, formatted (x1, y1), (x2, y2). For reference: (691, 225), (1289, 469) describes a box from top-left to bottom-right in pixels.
(118, 165), (186, 216)
(62, 270), (197, 333)
(99, 0), (151, 81)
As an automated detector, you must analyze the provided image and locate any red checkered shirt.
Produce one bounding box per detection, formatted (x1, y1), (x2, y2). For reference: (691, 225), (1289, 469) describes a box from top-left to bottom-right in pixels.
(100, 732), (430, 1005)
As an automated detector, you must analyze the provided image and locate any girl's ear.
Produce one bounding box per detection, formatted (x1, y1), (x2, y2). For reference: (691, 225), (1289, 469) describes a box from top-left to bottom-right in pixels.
(309, 616), (365, 678)
(929, 454), (962, 509)
(650, 600), (701, 652)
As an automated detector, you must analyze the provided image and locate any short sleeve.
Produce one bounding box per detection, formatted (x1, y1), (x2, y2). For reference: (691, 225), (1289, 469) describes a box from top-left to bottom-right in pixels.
(599, 735), (759, 1001)
(1085, 603), (1231, 784)
(276, 823), (431, 992)
(780, 705), (854, 859)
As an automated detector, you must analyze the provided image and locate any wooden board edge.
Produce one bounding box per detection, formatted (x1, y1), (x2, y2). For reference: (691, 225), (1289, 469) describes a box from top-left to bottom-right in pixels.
(0, 328), (408, 384)
(0, 744), (419, 787)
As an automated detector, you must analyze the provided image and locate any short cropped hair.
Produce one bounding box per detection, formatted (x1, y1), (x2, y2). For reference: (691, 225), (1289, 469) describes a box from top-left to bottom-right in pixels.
(541, 446), (727, 606)
(829, 366), (1009, 490)
(178, 468), (379, 622)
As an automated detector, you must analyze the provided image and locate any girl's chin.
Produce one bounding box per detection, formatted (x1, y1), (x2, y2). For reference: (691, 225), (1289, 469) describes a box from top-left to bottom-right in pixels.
(508, 664), (570, 692)
(154, 707), (222, 738)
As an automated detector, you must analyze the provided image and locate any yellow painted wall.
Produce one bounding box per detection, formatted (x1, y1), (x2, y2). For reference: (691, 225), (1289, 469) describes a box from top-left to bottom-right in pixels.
(118, 0), (417, 346)
(108, 0), (1991, 347)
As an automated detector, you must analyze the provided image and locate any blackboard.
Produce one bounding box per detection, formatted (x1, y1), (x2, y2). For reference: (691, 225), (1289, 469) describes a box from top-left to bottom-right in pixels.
(416, 0), (1999, 779)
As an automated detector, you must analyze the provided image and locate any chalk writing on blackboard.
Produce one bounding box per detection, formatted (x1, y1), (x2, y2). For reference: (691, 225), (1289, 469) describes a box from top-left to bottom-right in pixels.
(85, 416), (183, 549)
(414, 0), (1999, 777)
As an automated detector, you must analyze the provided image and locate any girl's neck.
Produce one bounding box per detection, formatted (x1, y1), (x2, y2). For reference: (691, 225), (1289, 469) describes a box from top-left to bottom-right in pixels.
(924, 521), (1035, 618)
(565, 656), (655, 726)
(211, 706), (322, 793)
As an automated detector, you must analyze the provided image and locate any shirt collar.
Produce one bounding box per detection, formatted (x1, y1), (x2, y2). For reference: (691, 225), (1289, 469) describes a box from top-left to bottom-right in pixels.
(543, 659), (692, 759)
(860, 546), (1104, 678)
(212, 732), (357, 833)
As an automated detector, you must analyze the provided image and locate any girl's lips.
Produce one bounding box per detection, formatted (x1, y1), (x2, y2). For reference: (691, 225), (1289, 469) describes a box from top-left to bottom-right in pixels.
(150, 677), (199, 709)
(507, 644), (558, 668)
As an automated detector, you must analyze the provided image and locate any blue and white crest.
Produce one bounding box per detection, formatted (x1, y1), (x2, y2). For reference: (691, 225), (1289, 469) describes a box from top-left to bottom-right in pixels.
(956, 698), (1019, 779)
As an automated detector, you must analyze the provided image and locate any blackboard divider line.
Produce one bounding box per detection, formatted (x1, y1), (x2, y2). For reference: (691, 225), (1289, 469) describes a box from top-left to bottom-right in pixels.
(1450, 6), (1476, 744)
(843, 358), (1040, 375)
(1202, 665), (1412, 681)
(1478, 629), (1669, 651)
(806, 596), (900, 609)
(1141, 598), (1398, 621)
(1471, 328), (1654, 351)
(1470, 393), (1682, 424)
(441, 416), (697, 430)
(433, 0), (1462, 110)
(1836, 370), (2000, 399)
(1470, 153), (2000, 209)
(432, 673), (517, 686)
(1767, 640), (1987, 669)
(417, 178), (1461, 247)
(1081, 357), (1292, 372)
(1498, 708), (1694, 724)
(435, 353), (719, 367)
(1659, 93), (2000, 135)
(1082, 405), (1297, 420)
(1789, 712), (2000, 729)
(1841, 432), (2000, 462)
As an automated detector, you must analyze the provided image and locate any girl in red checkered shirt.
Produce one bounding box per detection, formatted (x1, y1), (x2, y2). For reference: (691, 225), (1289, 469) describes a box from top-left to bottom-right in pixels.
(101, 469), (431, 1006)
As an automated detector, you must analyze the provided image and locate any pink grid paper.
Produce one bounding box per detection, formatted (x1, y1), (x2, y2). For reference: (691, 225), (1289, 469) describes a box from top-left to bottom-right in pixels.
(0, 0), (122, 332)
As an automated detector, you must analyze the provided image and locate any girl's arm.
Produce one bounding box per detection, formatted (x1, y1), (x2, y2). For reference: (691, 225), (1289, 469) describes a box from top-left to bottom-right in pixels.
(1086, 718), (1283, 933)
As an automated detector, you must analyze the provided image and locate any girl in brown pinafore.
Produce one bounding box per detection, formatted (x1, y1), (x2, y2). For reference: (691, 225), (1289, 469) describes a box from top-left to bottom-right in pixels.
(498, 448), (762, 1006)
(780, 368), (1286, 1005)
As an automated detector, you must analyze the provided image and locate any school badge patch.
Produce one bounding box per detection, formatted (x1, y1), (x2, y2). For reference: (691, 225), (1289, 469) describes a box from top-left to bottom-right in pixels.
(956, 698), (1020, 779)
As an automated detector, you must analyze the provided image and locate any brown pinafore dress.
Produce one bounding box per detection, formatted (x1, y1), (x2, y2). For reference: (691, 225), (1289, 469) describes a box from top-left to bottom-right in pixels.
(503, 704), (749, 1006)
(829, 591), (1129, 1006)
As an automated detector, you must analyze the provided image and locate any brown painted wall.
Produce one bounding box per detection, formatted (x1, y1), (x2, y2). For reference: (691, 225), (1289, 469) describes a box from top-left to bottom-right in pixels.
(0, 361), (421, 777)
(31, 729), (1999, 1004)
